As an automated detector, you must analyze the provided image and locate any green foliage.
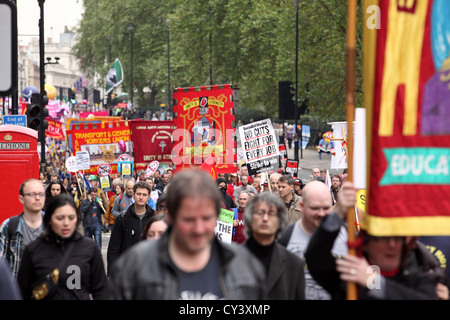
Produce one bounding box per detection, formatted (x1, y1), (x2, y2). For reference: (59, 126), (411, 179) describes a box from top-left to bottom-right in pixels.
(73, 0), (363, 123)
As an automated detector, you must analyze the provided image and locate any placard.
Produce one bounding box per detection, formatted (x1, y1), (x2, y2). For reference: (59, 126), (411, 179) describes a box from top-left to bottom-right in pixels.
(145, 160), (160, 178)
(285, 159), (299, 178)
(100, 176), (111, 190)
(214, 209), (234, 244)
(76, 151), (90, 170)
(65, 156), (78, 173)
(119, 161), (133, 179)
(279, 144), (287, 161)
(97, 163), (112, 177)
(238, 119), (279, 176)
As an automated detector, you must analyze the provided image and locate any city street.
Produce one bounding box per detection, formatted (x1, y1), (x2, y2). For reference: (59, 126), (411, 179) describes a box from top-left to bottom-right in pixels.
(284, 145), (342, 182)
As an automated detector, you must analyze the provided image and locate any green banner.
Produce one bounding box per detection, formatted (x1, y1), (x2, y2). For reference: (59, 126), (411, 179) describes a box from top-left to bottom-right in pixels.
(218, 208), (234, 225)
(380, 147), (450, 186)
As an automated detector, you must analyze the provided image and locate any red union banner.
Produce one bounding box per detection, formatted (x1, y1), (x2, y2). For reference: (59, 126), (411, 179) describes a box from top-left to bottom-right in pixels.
(364, 0), (450, 235)
(66, 122), (132, 175)
(172, 84), (237, 174)
(129, 120), (174, 170)
(45, 119), (64, 140)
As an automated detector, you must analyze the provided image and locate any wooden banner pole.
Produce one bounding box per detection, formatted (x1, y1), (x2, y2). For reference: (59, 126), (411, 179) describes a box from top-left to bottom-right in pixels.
(345, 0), (358, 301)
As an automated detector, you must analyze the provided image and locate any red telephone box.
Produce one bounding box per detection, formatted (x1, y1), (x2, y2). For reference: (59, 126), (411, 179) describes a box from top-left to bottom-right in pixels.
(0, 125), (40, 224)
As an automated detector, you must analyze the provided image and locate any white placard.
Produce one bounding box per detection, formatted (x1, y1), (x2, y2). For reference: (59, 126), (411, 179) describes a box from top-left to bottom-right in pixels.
(65, 156), (78, 173)
(214, 220), (232, 244)
(76, 151), (90, 170)
(329, 121), (356, 170)
(145, 160), (160, 178)
(238, 119), (280, 175)
(353, 108), (367, 189)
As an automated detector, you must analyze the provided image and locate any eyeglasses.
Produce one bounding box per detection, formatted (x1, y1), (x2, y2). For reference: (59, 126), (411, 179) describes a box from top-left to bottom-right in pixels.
(254, 210), (278, 218)
(22, 192), (45, 198)
(157, 205), (167, 210)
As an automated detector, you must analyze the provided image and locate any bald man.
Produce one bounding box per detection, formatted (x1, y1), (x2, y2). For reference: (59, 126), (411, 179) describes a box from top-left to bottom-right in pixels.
(309, 168), (321, 182)
(278, 181), (348, 300)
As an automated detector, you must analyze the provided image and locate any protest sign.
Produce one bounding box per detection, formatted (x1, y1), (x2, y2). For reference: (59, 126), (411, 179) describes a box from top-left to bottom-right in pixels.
(100, 176), (112, 192)
(285, 159), (299, 178)
(76, 151), (90, 171)
(279, 144), (287, 161)
(214, 209), (234, 244)
(145, 160), (160, 178)
(238, 119), (279, 176)
(97, 163), (112, 177)
(65, 156), (78, 173)
(119, 161), (133, 179)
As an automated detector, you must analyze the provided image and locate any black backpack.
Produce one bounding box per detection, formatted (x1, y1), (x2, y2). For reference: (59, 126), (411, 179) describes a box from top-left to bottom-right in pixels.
(277, 223), (295, 247)
(6, 215), (21, 263)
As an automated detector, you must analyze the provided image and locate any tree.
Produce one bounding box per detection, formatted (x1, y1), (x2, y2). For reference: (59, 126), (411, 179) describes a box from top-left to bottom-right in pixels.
(73, 0), (363, 122)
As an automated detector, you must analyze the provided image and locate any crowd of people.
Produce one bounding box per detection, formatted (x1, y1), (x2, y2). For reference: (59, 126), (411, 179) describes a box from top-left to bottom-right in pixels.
(0, 161), (448, 301)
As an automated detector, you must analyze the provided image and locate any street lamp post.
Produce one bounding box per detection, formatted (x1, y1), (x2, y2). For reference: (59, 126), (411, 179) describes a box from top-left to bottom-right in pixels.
(128, 23), (135, 110)
(165, 18), (171, 114)
(293, 0), (302, 161)
(107, 35), (112, 109)
(38, 0), (46, 170)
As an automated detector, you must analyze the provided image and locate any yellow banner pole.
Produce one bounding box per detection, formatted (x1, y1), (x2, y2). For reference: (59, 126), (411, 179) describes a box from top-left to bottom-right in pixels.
(346, 0), (358, 301)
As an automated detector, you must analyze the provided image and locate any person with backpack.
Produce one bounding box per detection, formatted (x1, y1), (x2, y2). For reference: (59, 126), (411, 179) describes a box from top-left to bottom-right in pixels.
(107, 181), (155, 276)
(0, 179), (46, 278)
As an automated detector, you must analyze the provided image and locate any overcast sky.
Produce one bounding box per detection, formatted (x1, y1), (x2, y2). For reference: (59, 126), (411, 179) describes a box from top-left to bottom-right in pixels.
(17, 0), (84, 44)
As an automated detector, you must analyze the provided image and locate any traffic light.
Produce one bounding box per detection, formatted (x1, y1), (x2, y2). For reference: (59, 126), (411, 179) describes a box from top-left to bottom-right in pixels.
(27, 93), (41, 130)
(26, 93), (48, 135)
(278, 81), (296, 120)
(93, 89), (100, 105)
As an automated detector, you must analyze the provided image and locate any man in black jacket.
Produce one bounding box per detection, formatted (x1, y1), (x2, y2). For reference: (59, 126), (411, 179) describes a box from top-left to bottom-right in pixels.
(107, 169), (266, 299)
(107, 181), (155, 276)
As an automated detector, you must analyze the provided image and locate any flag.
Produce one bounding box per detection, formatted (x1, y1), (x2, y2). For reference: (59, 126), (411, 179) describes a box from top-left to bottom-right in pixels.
(106, 58), (124, 95)
(77, 171), (92, 193)
(363, 0), (450, 236)
(48, 142), (56, 157)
